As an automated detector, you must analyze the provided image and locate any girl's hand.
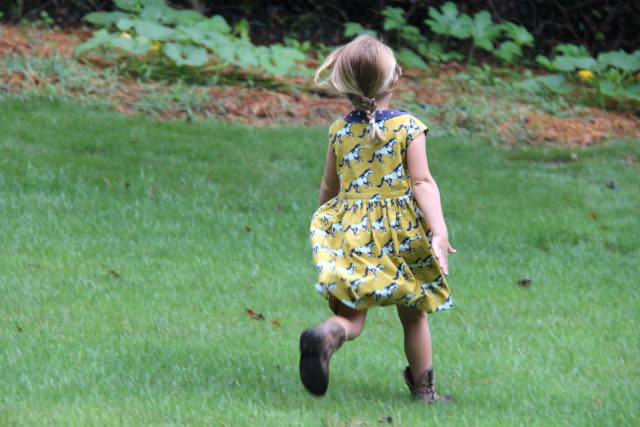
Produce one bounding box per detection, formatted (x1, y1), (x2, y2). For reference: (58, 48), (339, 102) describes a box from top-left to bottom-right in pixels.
(431, 234), (456, 276)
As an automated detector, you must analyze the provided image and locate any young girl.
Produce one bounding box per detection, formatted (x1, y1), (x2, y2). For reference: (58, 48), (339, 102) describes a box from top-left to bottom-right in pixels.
(299, 35), (456, 403)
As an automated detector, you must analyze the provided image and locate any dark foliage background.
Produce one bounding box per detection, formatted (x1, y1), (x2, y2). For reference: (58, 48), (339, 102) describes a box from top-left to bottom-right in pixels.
(2, 0), (639, 54)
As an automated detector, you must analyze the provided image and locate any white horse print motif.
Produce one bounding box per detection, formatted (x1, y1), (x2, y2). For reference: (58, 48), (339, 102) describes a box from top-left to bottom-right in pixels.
(377, 163), (404, 189)
(379, 238), (395, 257)
(358, 120), (388, 138)
(373, 281), (399, 300)
(317, 213), (334, 224)
(349, 278), (365, 294)
(338, 262), (356, 276)
(371, 214), (387, 231)
(331, 221), (342, 237)
(345, 169), (373, 193)
(350, 240), (376, 257)
(348, 200), (363, 212)
(436, 295), (453, 311)
(345, 214), (368, 236)
(390, 213), (402, 230)
(393, 261), (412, 280)
(420, 275), (445, 294)
(393, 117), (422, 139)
(339, 144), (365, 168)
(409, 256), (435, 270)
(320, 241), (345, 257)
(315, 282), (338, 293)
(364, 263), (385, 277)
(367, 194), (383, 204)
(399, 235), (421, 252)
(316, 260), (336, 272)
(310, 227), (329, 238)
(368, 138), (399, 164)
(331, 122), (354, 145)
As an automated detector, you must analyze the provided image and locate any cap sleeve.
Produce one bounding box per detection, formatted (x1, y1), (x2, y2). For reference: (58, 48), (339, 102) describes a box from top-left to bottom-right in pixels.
(405, 116), (429, 144)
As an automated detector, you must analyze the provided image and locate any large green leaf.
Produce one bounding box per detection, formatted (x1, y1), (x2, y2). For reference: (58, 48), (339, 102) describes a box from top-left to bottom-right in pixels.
(74, 29), (116, 54)
(163, 43), (208, 66)
(469, 11), (501, 51)
(114, 0), (139, 12)
(270, 44), (306, 62)
(382, 7), (406, 31)
(515, 74), (571, 94)
(174, 10), (205, 25)
(425, 2), (471, 39)
(84, 11), (131, 27)
(501, 22), (534, 46)
(134, 21), (175, 40)
(599, 80), (623, 97)
(552, 56), (597, 72)
(494, 41), (522, 63)
(262, 45), (302, 75)
(116, 17), (136, 31)
(195, 15), (231, 34)
(624, 83), (640, 100)
(535, 54), (553, 70)
(343, 22), (376, 37)
(597, 51), (640, 72)
(176, 26), (207, 44)
(110, 36), (152, 55)
(396, 48), (429, 70)
(554, 43), (590, 57)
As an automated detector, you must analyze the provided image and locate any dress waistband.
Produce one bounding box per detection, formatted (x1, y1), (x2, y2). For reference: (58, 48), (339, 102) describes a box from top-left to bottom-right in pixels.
(336, 191), (413, 201)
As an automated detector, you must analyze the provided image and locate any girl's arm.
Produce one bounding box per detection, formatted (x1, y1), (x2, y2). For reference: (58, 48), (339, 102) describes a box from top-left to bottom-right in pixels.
(319, 144), (340, 205)
(406, 133), (456, 275)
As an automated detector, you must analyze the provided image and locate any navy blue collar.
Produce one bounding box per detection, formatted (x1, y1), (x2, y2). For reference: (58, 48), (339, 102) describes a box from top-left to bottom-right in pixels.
(343, 109), (410, 123)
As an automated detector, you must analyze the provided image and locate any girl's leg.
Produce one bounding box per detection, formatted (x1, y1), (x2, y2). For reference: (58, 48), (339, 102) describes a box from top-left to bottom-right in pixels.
(327, 300), (368, 340)
(396, 305), (431, 384)
(299, 301), (367, 395)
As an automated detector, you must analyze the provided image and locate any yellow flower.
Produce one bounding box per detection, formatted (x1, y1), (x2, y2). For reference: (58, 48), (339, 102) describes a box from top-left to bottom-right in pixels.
(577, 70), (594, 80)
(151, 41), (162, 52)
(120, 32), (132, 39)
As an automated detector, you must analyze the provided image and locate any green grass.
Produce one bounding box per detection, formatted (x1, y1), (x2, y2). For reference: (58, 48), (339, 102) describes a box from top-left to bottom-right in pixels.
(1, 97), (639, 426)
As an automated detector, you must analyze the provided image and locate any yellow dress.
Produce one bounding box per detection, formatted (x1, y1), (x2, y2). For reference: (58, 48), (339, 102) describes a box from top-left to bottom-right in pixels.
(310, 109), (452, 313)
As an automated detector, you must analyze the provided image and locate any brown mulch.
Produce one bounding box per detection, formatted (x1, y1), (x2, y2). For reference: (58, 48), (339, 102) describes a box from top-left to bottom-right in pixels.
(1, 25), (639, 145)
(524, 109), (640, 145)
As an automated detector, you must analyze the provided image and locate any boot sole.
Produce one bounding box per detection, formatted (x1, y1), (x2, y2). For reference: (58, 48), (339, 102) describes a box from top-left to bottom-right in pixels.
(299, 328), (328, 396)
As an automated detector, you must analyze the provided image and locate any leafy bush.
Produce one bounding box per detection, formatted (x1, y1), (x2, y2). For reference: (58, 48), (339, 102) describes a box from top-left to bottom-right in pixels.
(344, 2), (535, 70)
(424, 2), (533, 64)
(520, 44), (640, 105)
(76, 0), (308, 83)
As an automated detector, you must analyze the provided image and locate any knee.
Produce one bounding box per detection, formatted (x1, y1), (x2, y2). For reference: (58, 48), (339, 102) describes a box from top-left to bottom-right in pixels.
(397, 306), (427, 329)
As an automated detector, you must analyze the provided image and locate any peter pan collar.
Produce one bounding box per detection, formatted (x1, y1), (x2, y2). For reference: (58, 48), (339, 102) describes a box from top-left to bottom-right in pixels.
(343, 109), (410, 123)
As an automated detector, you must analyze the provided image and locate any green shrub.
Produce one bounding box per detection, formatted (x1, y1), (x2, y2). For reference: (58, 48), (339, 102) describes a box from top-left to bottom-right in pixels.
(76, 0), (309, 84)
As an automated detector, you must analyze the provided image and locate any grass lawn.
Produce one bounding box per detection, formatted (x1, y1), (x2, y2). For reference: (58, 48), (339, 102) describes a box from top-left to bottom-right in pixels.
(1, 97), (639, 426)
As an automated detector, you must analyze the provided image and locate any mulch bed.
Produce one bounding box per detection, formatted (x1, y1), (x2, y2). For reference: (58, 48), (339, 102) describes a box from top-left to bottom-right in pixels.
(2, 25), (639, 145)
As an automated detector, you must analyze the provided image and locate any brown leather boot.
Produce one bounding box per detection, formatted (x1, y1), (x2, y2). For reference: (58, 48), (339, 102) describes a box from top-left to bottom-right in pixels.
(299, 320), (346, 396)
(403, 367), (454, 403)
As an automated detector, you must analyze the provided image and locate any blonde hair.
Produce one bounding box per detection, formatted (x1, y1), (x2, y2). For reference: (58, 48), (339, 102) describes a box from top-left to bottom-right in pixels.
(315, 35), (401, 142)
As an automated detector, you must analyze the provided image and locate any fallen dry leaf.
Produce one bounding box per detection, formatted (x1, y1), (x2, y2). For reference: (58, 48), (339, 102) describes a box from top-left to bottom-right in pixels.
(271, 319), (281, 327)
(246, 308), (265, 320)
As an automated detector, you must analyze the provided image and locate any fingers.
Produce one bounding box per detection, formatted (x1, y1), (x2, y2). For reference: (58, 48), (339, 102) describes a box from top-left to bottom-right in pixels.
(448, 245), (457, 254)
(434, 248), (449, 276)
